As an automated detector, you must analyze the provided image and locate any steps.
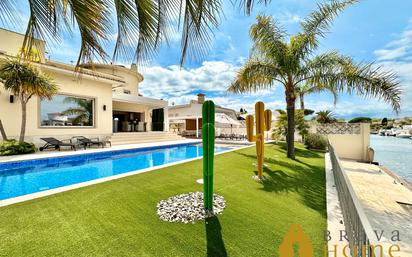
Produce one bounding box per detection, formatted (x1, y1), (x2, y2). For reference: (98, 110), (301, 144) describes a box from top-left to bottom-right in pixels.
(110, 132), (185, 146)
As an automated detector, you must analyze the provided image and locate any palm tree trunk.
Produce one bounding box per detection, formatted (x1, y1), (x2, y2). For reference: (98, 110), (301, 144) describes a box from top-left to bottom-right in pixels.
(0, 119), (7, 141)
(286, 85), (296, 159)
(299, 93), (305, 143)
(19, 101), (27, 143)
(300, 93), (305, 110)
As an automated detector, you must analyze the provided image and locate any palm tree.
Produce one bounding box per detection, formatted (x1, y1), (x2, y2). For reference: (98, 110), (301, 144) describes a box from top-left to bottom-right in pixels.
(61, 97), (93, 125)
(315, 110), (336, 124)
(0, 59), (58, 142)
(296, 83), (338, 110)
(0, 0), (267, 66)
(228, 0), (401, 159)
(0, 118), (7, 141)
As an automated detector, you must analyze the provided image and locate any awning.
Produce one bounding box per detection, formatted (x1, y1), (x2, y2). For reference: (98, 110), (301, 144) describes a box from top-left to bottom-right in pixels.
(112, 92), (168, 108)
(215, 113), (240, 126)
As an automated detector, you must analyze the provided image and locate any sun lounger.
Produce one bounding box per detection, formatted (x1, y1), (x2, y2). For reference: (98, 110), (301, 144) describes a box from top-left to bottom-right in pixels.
(73, 136), (105, 149)
(101, 136), (112, 147)
(39, 137), (76, 151)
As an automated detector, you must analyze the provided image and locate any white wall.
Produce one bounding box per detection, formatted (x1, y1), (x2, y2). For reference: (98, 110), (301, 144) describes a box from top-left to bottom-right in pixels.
(0, 29), (46, 62)
(315, 123), (371, 161)
(0, 66), (114, 145)
(168, 103), (202, 118)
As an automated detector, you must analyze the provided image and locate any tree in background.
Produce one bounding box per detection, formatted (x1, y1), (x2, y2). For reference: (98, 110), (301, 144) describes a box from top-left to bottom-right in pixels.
(348, 117), (372, 123)
(0, 59), (58, 142)
(228, 0), (401, 159)
(273, 109), (309, 142)
(304, 109), (315, 116)
(399, 117), (412, 126)
(381, 117), (388, 126)
(296, 83), (338, 110)
(316, 110), (336, 124)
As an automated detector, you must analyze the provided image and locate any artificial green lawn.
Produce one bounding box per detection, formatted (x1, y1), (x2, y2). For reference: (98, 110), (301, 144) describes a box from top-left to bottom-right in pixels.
(0, 143), (326, 257)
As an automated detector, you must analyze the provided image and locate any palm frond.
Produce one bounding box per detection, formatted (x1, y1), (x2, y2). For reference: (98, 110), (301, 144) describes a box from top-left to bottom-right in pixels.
(61, 107), (87, 116)
(298, 51), (351, 81)
(292, 0), (357, 59)
(316, 110), (336, 123)
(113, 0), (140, 63)
(133, 0), (164, 64)
(22, 0), (59, 58)
(0, 0), (18, 26)
(249, 15), (287, 68)
(297, 81), (339, 105)
(21, 0), (111, 66)
(304, 54), (401, 112)
(179, 0), (222, 65)
(228, 60), (282, 93)
(0, 58), (58, 100)
(234, 0), (271, 15)
(67, 0), (111, 65)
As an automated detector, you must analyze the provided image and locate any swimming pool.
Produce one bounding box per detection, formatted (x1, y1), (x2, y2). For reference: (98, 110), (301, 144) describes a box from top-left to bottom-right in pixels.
(0, 143), (231, 201)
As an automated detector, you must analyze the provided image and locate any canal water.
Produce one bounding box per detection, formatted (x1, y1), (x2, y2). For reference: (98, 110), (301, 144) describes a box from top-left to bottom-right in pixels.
(370, 135), (412, 182)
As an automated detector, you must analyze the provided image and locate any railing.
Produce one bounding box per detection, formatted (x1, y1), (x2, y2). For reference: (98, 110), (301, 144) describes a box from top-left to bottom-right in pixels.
(328, 142), (385, 257)
(318, 123), (361, 135)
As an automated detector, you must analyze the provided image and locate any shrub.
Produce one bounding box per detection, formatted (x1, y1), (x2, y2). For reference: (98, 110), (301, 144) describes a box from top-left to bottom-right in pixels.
(0, 140), (36, 156)
(348, 117), (372, 123)
(304, 133), (328, 150)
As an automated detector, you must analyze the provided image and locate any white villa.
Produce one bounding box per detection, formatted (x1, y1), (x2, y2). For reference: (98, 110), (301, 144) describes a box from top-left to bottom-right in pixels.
(168, 93), (244, 137)
(0, 28), (181, 146)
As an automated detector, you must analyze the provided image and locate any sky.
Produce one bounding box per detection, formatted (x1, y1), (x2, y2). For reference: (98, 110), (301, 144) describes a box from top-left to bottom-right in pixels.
(3, 0), (412, 119)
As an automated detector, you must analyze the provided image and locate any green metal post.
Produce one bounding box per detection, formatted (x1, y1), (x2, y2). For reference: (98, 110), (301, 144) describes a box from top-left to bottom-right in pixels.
(202, 100), (215, 210)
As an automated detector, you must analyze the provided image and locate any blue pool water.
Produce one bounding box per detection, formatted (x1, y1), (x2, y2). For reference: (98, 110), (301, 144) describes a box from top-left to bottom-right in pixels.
(0, 144), (230, 200)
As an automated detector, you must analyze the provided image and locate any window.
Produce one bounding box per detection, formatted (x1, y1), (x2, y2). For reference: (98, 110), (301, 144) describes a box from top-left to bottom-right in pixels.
(40, 94), (94, 127)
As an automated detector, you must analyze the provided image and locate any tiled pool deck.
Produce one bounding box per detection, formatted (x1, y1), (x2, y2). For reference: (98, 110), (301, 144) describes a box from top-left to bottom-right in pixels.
(341, 160), (412, 256)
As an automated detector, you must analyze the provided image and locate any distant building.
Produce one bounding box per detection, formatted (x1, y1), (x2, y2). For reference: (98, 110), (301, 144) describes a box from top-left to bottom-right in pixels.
(168, 94), (243, 137)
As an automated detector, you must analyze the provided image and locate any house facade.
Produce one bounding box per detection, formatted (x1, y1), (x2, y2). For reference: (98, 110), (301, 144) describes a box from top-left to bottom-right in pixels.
(168, 93), (244, 136)
(0, 28), (169, 145)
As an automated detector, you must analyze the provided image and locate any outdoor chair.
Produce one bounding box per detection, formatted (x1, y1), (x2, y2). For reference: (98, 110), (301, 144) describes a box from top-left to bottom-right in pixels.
(39, 137), (76, 151)
(101, 136), (112, 147)
(73, 136), (105, 149)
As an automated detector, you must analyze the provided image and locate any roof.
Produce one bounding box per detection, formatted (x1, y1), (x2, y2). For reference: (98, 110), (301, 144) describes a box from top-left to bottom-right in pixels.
(80, 63), (144, 82)
(43, 60), (126, 84)
(112, 92), (168, 108)
(168, 99), (237, 115)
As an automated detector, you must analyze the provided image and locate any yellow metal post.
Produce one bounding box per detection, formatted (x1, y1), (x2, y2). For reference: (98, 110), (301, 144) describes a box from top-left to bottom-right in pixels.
(245, 102), (272, 179)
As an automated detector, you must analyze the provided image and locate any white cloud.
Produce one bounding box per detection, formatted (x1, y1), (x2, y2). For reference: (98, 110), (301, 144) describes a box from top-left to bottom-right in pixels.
(139, 61), (239, 102)
(373, 20), (412, 116)
(374, 47), (407, 61)
(374, 20), (412, 61)
(278, 12), (302, 24)
(139, 60), (285, 112)
(305, 99), (393, 117)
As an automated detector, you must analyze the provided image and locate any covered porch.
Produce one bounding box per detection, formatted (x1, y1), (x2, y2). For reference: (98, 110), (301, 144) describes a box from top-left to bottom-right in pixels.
(112, 93), (169, 133)
(169, 116), (202, 138)
(169, 113), (244, 138)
